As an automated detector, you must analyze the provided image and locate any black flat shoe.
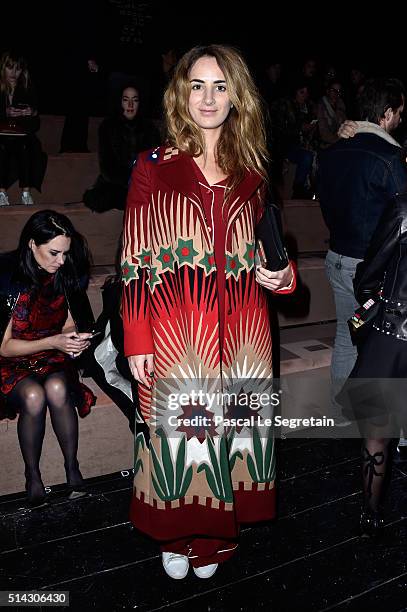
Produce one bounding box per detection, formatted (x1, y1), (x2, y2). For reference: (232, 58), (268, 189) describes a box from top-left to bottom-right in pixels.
(26, 477), (48, 508)
(360, 508), (384, 537)
(66, 483), (88, 500)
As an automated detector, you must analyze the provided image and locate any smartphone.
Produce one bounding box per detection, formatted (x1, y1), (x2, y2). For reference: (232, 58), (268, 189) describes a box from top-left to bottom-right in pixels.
(88, 331), (103, 339)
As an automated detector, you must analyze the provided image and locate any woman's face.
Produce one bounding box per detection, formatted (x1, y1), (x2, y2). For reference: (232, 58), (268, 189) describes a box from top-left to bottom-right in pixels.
(121, 87), (139, 120)
(295, 87), (309, 105)
(5, 62), (22, 87)
(327, 82), (342, 103)
(188, 56), (232, 136)
(30, 235), (71, 274)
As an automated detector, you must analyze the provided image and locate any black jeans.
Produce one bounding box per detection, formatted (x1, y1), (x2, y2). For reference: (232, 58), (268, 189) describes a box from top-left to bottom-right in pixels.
(0, 134), (40, 188)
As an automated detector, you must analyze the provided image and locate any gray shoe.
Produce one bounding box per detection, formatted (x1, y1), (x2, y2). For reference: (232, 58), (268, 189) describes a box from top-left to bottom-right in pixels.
(21, 191), (34, 206)
(334, 414), (352, 427)
(0, 192), (10, 207)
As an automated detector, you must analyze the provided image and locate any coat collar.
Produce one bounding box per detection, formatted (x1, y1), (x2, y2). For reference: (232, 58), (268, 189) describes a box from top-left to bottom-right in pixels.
(154, 145), (263, 206)
(354, 121), (401, 148)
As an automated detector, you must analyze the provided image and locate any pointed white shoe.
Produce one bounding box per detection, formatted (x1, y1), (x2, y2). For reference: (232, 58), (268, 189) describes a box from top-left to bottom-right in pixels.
(162, 552), (189, 579)
(193, 563), (218, 578)
(0, 192), (10, 206)
(21, 191), (34, 206)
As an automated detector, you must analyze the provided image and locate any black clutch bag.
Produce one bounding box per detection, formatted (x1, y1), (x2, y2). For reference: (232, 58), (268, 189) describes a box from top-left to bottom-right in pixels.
(255, 198), (289, 271)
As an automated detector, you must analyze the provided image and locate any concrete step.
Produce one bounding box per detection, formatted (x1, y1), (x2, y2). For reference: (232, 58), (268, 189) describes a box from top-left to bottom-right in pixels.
(8, 153), (99, 206)
(277, 255), (335, 327)
(282, 199), (329, 254)
(37, 115), (103, 155)
(0, 204), (123, 267)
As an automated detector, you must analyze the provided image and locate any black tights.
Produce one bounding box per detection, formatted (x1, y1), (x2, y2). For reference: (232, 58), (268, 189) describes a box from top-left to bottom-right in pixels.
(10, 373), (83, 498)
(361, 438), (392, 513)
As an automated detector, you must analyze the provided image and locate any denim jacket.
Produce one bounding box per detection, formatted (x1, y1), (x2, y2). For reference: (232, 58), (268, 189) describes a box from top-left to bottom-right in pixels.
(318, 123), (407, 259)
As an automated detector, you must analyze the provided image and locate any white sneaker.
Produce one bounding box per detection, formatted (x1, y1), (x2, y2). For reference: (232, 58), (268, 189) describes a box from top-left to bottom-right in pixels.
(162, 552), (189, 579)
(0, 192), (10, 207)
(193, 563), (218, 579)
(21, 191), (34, 206)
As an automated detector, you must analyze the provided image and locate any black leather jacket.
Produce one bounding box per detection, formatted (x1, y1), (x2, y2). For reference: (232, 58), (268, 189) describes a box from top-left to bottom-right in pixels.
(354, 193), (407, 340)
(0, 252), (94, 345)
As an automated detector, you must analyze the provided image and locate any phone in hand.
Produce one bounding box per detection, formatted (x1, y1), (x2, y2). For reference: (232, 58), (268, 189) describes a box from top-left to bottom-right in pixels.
(88, 330), (103, 339)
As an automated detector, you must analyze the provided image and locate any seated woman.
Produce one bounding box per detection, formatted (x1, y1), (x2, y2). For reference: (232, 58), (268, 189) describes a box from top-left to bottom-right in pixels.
(0, 210), (96, 506)
(316, 79), (347, 149)
(83, 83), (160, 212)
(0, 51), (47, 207)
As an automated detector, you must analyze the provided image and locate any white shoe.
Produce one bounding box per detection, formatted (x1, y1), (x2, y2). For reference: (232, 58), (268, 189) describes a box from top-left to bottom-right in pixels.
(162, 552), (189, 579)
(21, 191), (34, 206)
(334, 414), (352, 427)
(0, 192), (10, 207)
(193, 563), (218, 579)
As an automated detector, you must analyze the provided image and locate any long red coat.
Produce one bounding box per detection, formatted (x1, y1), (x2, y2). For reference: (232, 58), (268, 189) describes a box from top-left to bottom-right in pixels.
(121, 145), (295, 541)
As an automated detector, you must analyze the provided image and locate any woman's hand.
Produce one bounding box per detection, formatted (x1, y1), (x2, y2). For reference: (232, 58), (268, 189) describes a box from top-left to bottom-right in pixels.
(338, 120), (358, 139)
(6, 106), (23, 118)
(128, 354), (155, 386)
(49, 332), (92, 357)
(255, 263), (293, 291)
(20, 106), (33, 117)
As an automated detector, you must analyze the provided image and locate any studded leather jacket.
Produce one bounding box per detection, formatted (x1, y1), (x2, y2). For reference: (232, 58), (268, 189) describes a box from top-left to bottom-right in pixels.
(354, 192), (407, 341)
(0, 251), (94, 346)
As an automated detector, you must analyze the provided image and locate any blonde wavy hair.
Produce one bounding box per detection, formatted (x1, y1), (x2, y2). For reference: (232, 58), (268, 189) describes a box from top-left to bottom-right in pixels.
(163, 45), (269, 186)
(0, 51), (30, 95)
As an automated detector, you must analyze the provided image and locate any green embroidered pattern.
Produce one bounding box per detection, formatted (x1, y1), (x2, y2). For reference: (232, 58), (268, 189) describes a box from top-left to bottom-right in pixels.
(121, 259), (138, 282)
(157, 246), (175, 272)
(175, 238), (199, 268)
(226, 253), (244, 279)
(199, 250), (216, 274)
(243, 241), (256, 270)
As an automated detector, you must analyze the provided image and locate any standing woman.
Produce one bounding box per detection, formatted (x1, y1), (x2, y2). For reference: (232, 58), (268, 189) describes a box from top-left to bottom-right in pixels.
(0, 51), (47, 207)
(122, 45), (295, 579)
(0, 210), (96, 506)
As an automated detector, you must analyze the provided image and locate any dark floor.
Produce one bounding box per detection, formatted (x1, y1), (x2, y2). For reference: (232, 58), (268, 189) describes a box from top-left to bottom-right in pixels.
(0, 437), (406, 611)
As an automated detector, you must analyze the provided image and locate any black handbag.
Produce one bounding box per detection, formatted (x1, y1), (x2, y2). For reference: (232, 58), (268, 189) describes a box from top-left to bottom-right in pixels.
(255, 198), (289, 271)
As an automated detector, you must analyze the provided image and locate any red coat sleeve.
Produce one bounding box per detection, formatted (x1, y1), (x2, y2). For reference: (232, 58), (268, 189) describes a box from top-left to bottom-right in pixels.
(121, 153), (154, 356)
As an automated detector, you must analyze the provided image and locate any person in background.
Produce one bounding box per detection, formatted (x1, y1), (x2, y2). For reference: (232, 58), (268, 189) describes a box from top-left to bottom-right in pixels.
(122, 44), (295, 581)
(0, 51), (47, 207)
(316, 79), (347, 149)
(271, 80), (318, 198)
(318, 78), (407, 425)
(83, 83), (159, 212)
(0, 210), (96, 506)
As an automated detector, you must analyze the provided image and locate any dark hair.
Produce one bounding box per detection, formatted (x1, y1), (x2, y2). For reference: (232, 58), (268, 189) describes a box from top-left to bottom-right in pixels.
(16, 209), (91, 292)
(358, 77), (405, 124)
